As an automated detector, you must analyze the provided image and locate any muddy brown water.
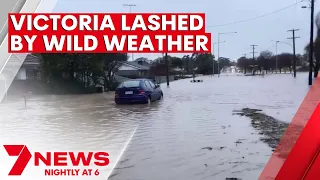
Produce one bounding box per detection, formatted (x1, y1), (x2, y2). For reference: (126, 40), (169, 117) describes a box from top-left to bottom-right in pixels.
(0, 73), (309, 180)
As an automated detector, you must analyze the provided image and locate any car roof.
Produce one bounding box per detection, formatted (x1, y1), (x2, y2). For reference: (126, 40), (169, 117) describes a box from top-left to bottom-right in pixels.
(124, 78), (152, 81)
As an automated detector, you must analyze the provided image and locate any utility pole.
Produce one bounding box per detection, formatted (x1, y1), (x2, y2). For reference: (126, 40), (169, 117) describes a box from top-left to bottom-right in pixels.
(309, 0), (315, 85)
(275, 42), (278, 72)
(288, 29), (300, 78)
(250, 45), (258, 75)
(212, 41), (226, 76)
(165, 53), (169, 86)
(217, 32), (237, 77)
(212, 42), (215, 76)
(191, 53), (197, 81)
(123, 4), (135, 13)
(217, 35), (220, 77)
(123, 4), (136, 61)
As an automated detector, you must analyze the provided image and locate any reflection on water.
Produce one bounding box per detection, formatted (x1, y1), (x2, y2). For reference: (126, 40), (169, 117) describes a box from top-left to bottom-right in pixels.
(0, 73), (309, 180)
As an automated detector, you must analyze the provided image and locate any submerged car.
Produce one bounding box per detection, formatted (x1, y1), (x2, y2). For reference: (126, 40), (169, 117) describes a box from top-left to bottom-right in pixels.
(115, 79), (163, 104)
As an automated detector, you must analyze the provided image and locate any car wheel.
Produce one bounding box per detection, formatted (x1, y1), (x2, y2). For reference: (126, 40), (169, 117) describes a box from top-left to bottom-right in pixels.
(158, 93), (163, 100)
(147, 96), (151, 104)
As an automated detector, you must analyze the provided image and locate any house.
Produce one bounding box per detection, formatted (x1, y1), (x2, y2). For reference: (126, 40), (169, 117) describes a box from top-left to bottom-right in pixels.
(15, 54), (41, 80)
(133, 58), (153, 67)
(116, 60), (152, 79)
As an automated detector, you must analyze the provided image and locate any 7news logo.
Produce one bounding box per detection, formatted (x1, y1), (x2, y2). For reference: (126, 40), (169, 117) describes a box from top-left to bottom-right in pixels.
(3, 145), (110, 176)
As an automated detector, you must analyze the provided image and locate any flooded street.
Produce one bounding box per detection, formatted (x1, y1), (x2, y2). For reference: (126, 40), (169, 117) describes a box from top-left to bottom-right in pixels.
(0, 73), (310, 180)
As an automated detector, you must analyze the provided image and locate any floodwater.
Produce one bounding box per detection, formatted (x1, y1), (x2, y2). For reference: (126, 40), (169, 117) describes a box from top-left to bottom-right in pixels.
(0, 73), (310, 180)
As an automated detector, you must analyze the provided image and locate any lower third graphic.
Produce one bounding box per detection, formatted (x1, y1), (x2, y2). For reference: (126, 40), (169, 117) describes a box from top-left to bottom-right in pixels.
(3, 145), (110, 176)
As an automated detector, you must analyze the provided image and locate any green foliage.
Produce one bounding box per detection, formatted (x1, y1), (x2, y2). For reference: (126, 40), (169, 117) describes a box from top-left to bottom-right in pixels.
(38, 53), (128, 93)
(218, 57), (231, 71)
(151, 53), (220, 75)
(195, 53), (215, 74)
(170, 56), (184, 69)
(237, 50), (309, 73)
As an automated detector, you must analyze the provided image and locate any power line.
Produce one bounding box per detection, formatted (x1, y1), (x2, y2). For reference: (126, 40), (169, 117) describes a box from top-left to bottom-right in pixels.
(207, 1), (303, 28)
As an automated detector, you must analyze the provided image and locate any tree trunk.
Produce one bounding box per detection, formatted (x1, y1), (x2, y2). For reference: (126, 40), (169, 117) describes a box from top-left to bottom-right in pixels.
(314, 42), (320, 77)
(70, 54), (76, 80)
(85, 71), (87, 88)
(104, 79), (108, 90)
(314, 30), (320, 77)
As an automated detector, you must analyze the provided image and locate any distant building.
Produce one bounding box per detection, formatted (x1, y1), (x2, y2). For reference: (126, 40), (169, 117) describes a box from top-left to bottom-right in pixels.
(15, 54), (41, 80)
(115, 59), (178, 84)
(116, 60), (151, 79)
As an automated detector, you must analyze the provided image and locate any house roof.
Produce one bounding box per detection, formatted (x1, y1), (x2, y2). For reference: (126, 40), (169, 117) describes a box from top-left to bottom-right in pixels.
(134, 58), (153, 67)
(136, 61), (152, 68)
(121, 61), (150, 70)
(21, 54), (40, 68)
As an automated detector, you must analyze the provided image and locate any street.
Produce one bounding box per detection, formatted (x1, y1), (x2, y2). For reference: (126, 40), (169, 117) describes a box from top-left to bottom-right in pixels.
(0, 73), (309, 180)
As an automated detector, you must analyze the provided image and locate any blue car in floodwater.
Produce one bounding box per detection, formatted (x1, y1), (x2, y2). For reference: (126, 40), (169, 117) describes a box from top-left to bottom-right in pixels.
(115, 79), (163, 104)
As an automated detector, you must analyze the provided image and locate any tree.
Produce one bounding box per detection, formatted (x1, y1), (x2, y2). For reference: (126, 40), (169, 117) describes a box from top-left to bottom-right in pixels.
(149, 54), (219, 75)
(194, 53), (215, 74)
(181, 55), (193, 73)
(218, 57), (231, 72)
(314, 12), (320, 77)
(257, 51), (273, 73)
(304, 11), (320, 76)
(277, 53), (293, 73)
(100, 53), (128, 89)
(39, 53), (128, 92)
(237, 56), (251, 74)
(170, 56), (183, 69)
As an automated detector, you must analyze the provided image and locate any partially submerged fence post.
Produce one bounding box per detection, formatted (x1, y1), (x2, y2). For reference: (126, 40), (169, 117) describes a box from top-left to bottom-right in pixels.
(23, 92), (31, 107)
(24, 93), (27, 107)
(165, 53), (169, 87)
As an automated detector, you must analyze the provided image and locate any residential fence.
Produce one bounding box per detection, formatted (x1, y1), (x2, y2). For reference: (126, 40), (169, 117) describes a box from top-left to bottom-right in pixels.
(155, 75), (175, 84)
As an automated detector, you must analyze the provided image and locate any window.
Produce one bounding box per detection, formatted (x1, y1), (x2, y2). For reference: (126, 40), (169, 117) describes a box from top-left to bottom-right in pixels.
(148, 80), (155, 89)
(144, 80), (151, 89)
(121, 80), (140, 88)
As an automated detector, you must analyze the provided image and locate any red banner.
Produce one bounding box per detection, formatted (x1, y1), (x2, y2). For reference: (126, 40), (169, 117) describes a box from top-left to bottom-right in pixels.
(276, 103), (320, 179)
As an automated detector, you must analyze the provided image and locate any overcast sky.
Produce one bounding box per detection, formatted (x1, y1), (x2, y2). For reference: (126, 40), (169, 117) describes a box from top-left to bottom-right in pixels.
(53, 0), (320, 61)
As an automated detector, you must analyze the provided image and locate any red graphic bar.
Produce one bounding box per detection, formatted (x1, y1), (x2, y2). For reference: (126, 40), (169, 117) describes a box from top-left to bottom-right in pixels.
(275, 103), (320, 179)
(260, 76), (320, 180)
(303, 148), (320, 179)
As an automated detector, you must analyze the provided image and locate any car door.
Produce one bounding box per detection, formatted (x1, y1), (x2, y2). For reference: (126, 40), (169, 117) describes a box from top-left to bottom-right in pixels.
(147, 80), (160, 100)
(143, 80), (153, 100)
(153, 81), (162, 99)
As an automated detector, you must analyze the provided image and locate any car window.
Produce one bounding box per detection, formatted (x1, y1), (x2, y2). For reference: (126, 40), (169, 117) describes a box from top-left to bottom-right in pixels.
(122, 80), (140, 88)
(144, 80), (151, 89)
(148, 80), (156, 89)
